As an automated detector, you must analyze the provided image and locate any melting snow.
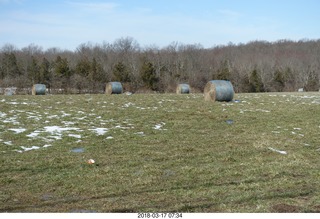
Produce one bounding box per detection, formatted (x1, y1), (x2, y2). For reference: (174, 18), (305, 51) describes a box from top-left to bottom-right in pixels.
(123, 102), (134, 108)
(20, 146), (41, 152)
(44, 126), (80, 133)
(68, 134), (81, 138)
(9, 128), (26, 134)
(153, 122), (166, 130)
(90, 128), (109, 135)
(268, 147), (287, 155)
(26, 131), (41, 138)
(4, 141), (13, 146)
(135, 132), (145, 136)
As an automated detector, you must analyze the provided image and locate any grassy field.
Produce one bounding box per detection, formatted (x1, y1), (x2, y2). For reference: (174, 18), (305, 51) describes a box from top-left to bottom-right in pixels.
(0, 92), (320, 213)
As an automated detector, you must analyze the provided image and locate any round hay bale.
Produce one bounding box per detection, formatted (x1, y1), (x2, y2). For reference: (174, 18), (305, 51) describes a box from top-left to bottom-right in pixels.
(32, 84), (46, 95)
(105, 82), (123, 94)
(4, 87), (17, 96)
(176, 84), (190, 94)
(204, 80), (234, 102)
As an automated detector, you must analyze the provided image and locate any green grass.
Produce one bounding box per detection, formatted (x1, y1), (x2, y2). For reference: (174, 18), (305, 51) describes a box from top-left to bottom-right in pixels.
(0, 92), (320, 212)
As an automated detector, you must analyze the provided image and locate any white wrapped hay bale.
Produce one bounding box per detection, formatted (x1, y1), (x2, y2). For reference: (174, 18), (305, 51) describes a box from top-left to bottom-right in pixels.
(105, 82), (123, 94)
(176, 84), (190, 94)
(204, 80), (234, 102)
(32, 84), (46, 95)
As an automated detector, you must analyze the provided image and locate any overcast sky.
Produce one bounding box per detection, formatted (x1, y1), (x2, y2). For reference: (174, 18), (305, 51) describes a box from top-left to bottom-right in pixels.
(1, 0), (319, 50)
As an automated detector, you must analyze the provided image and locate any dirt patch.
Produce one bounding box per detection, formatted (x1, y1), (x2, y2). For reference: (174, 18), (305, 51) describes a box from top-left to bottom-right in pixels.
(271, 203), (301, 213)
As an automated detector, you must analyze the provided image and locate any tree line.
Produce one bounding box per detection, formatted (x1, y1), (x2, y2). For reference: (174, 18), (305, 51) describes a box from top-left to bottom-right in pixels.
(1, 37), (319, 94)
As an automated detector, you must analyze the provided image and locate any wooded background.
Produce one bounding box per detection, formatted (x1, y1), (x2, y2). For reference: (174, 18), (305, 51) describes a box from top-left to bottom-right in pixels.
(1, 37), (319, 94)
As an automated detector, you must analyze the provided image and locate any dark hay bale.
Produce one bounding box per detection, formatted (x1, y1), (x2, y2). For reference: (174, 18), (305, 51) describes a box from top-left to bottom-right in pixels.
(32, 84), (46, 95)
(105, 82), (123, 94)
(176, 84), (190, 94)
(204, 80), (234, 102)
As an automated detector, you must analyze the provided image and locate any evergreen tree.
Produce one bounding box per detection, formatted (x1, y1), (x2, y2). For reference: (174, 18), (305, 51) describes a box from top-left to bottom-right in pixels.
(1, 53), (21, 79)
(249, 68), (264, 92)
(27, 56), (40, 83)
(273, 69), (285, 91)
(283, 67), (295, 91)
(112, 61), (130, 82)
(40, 57), (51, 88)
(75, 57), (91, 77)
(140, 60), (158, 90)
(53, 56), (71, 78)
(53, 56), (72, 92)
(90, 58), (104, 82)
(216, 60), (231, 80)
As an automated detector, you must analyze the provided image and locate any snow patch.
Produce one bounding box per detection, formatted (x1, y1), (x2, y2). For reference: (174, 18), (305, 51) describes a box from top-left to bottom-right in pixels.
(20, 146), (41, 152)
(90, 128), (109, 135)
(68, 134), (82, 139)
(9, 128), (26, 134)
(268, 147), (287, 155)
(44, 126), (80, 133)
(153, 122), (166, 130)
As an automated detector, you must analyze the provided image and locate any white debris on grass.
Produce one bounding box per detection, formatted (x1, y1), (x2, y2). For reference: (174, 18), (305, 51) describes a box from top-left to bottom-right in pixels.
(44, 126), (80, 134)
(3, 116), (20, 125)
(90, 128), (109, 135)
(68, 134), (81, 139)
(61, 121), (75, 126)
(311, 99), (320, 104)
(9, 128), (26, 134)
(61, 111), (71, 117)
(7, 101), (28, 105)
(113, 124), (133, 129)
(268, 147), (287, 155)
(27, 115), (41, 121)
(14, 144), (52, 153)
(122, 102), (134, 108)
(256, 109), (271, 113)
(20, 146), (41, 152)
(26, 131), (41, 138)
(46, 115), (59, 119)
(153, 122), (167, 130)
(4, 141), (13, 146)
(135, 132), (145, 136)
(106, 136), (114, 140)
